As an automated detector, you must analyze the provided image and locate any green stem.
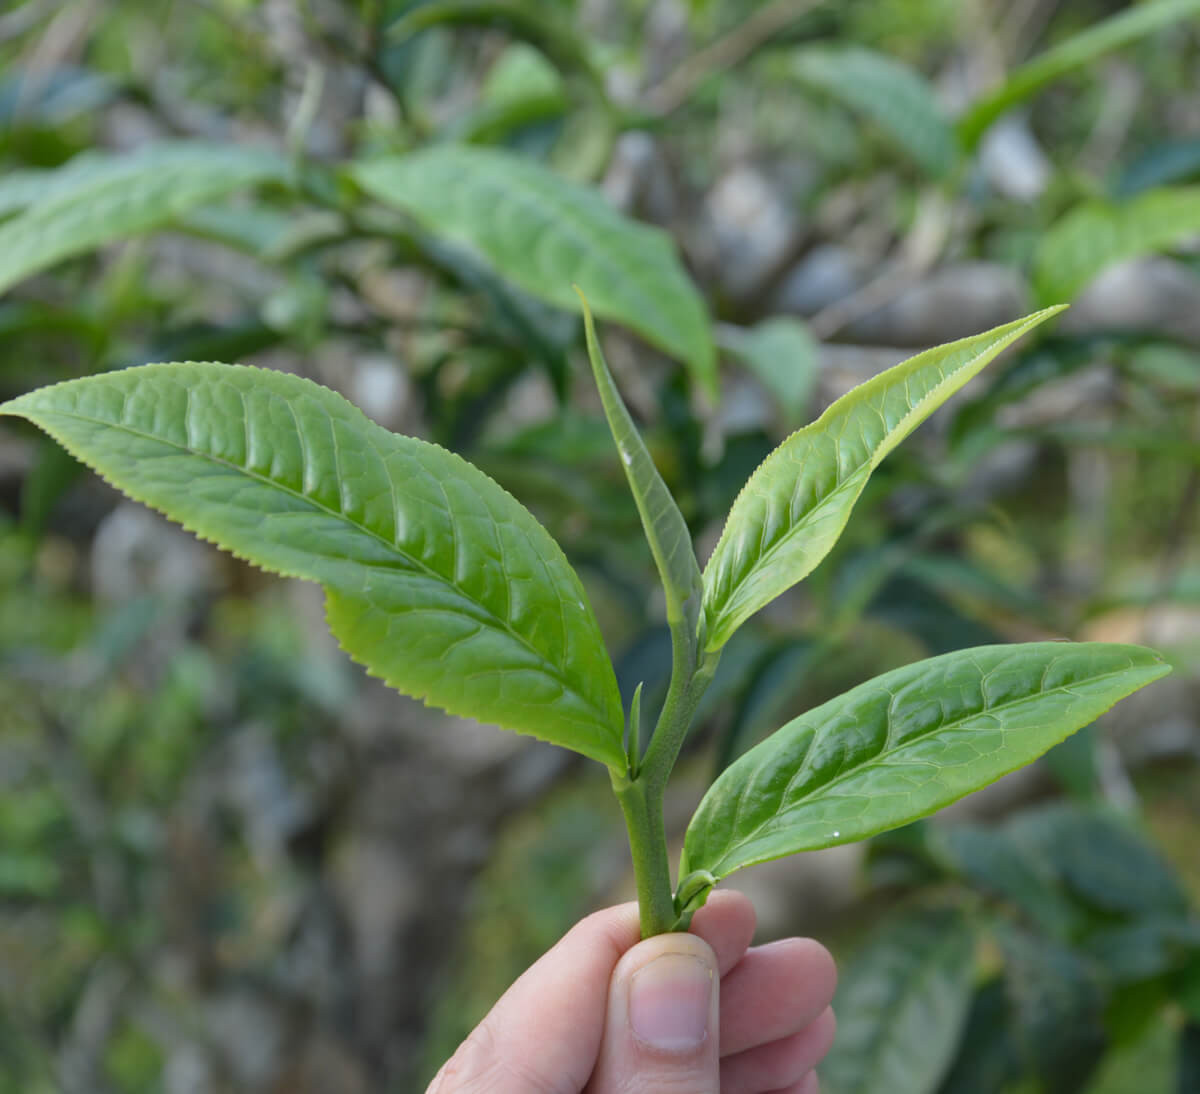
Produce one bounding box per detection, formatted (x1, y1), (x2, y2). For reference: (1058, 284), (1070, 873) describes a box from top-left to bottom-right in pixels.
(640, 647), (720, 795)
(612, 772), (675, 937)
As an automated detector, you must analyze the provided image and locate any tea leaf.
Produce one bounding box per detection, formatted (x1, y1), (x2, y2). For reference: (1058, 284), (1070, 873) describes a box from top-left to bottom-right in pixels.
(959, 0), (1200, 149)
(822, 907), (976, 1094)
(351, 146), (716, 395)
(702, 308), (1064, 651)
(793, 47), (957, 178)
(1, 364), (626, 768)
(681, 642), (1169, 879)
(1033, 187), (1200, 304)
(0, 142), (291, 295)
(577, 290), (704, 671)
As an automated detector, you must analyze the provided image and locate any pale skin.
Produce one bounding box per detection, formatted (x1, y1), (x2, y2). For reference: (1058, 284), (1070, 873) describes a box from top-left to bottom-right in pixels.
(427, 890), (838, 1094)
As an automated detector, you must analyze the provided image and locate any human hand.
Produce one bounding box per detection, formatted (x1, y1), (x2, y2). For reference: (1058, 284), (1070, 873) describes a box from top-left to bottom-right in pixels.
(428, 889), (837, 1093)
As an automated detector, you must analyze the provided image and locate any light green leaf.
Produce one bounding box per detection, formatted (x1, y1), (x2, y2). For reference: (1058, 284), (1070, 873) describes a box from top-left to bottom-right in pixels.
(481, 42), (564, 106)
(577, 289), (704, 670)
(959, 0), (1200, 149)
(0, 364), (625, 768)
(0, 142), (291, 296)
(793, 46), (957, 178)
(1033, 187), (1200, 304)
(716, 317), (819, 428)
(702, 308), (1064, 652)
(0, 168), (55, 219)
(823, 907), (976, 1094)
(351, 146), (716, 395)
(681, 642), (1169, 880)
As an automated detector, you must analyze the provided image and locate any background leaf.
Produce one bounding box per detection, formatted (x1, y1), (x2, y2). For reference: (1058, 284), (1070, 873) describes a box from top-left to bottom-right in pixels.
(0, 364), (626, 768)
(702, 308), (1064, 652)
(958, 0), (1200, 149)
(793, 46), (957, 178)
(0, 142), (292, 295)
(716, 317), (819, 429)
(822, 906), (976, 1094)
(938, 823), (1083, 938)
(350, 145), (716, 394)
(998, 926), (1107, 1091)
(681, 642), (1169, 879)
(1033, 187), (1200, 304)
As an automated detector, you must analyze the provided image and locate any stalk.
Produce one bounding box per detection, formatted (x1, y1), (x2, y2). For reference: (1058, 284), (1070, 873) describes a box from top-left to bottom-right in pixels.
(612, 772), (675, 937)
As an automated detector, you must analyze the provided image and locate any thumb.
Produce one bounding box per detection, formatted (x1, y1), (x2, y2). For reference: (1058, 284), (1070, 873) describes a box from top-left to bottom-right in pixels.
(586, 930), (720, 1094)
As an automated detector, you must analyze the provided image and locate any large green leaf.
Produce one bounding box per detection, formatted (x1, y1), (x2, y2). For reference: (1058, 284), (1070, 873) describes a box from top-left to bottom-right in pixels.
(793, 46), (957, 178)
(958, 0), (1200, 149)
(350, 146), (716, 395)
(577, 291), (703, 676)
(823, 906), (976, 1094)
(681, 643), (1169, 880)
(0, 142), (291, 295)
(701, 307), (1064, 652)
(1033, 187), (1200, 304)
(0, 364), (625, 768)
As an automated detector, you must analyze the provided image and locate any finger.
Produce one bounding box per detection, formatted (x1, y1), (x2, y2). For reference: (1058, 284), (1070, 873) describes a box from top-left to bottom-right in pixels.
(768, 1071), (821, 1094)
(586, 930), (721, 1094)
(719, 938), (838, 1055)
(429, 902), (641, 1094)
(687, 888), (757, 976)
(719, 1007), (836, 1094)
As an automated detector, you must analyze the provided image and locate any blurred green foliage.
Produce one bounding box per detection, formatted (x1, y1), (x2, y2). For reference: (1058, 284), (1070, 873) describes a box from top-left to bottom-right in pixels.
(1, 0), (1199, 1090)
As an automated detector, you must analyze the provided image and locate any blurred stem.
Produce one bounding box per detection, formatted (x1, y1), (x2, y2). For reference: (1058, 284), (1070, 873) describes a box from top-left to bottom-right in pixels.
(646, 0), (828, 116)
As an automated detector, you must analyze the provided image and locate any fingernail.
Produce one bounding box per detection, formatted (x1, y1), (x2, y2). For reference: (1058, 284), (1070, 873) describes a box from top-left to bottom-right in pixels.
(628, 953), (713, 1053)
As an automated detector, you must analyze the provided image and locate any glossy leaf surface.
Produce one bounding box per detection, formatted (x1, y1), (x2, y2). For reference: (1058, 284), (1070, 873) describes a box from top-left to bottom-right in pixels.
(823, 907), (975, 1094)
(0, 142), (291, 295)
(351, 146), (716, 394)
(793, 47), (957, 178)
(682, 643), (1169, 879)
(701, 308), (1064, 651)
(1033, 187), (1200, 304)
(578, 291), (703, 667)
(0, 364), (625, 768)
(958, 0), (1200, 149)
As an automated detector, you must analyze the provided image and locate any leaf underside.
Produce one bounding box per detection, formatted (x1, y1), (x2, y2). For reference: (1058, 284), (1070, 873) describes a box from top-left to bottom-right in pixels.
(350, 145), (716, 395)
(0, 364), (625, 768)
(701, 306), (1065, 652)
(682, 642), (1170, 880)
(0, 141), (291, 295)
